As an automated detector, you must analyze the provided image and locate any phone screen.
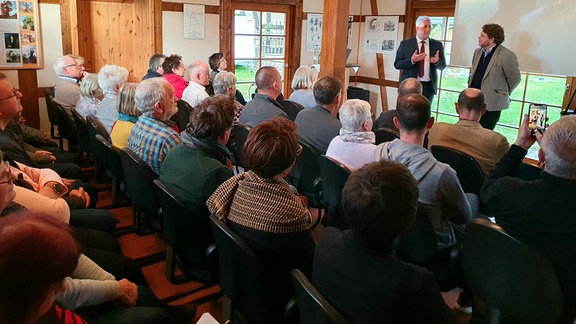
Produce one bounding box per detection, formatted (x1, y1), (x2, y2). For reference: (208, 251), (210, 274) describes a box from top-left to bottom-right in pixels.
(528, 104), (547, 132)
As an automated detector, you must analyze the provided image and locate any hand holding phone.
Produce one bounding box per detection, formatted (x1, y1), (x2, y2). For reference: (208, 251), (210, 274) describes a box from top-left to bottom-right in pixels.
(528, 104), (548, 134)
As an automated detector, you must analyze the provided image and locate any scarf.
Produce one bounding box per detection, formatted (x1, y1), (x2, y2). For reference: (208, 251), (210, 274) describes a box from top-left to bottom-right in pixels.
(339, 129), (376, 144)
(180, 131), (232, 170)
(118, 113), (138, 123)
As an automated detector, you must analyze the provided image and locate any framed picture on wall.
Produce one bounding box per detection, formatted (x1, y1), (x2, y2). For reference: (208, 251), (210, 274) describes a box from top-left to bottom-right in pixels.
(0, 0), (42, 69)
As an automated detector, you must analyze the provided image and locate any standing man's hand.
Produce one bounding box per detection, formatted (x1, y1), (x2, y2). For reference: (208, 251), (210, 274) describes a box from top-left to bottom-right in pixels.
(411, 50), (427, 64)
(429, 50), (440, 64)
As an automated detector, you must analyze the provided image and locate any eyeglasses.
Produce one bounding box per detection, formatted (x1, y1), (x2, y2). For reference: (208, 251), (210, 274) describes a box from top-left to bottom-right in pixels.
(0, 88), (19, 102)
(0, 161), (12, 185)
(296, 144), (303, 156)
(64, 63), (84, 70)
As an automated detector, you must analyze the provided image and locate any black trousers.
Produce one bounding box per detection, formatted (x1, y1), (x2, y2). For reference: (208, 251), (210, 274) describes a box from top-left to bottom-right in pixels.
(421, 81), (435, 103)
(479, 111), (502, 130)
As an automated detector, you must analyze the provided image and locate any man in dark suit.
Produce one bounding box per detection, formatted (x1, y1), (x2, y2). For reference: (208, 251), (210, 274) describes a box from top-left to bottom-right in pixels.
(469, 24), (520, 130)
(394, 16), (446, 103)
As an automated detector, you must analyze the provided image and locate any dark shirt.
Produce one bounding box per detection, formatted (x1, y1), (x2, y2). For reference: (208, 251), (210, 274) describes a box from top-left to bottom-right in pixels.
(142, 69), (162, 80)
(313, 227), (455, 324)
(480, 144), (576, 322)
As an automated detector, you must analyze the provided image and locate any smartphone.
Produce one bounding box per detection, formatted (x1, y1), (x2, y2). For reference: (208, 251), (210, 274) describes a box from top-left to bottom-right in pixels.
(528, 104), (548, 133)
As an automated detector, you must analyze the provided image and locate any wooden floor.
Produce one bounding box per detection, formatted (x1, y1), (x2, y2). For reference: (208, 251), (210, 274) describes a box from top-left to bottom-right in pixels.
(97, 187), (471, 323)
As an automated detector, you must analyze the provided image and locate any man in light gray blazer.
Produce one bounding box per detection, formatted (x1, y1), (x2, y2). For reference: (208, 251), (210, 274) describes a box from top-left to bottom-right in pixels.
(469, 23), (520, 130)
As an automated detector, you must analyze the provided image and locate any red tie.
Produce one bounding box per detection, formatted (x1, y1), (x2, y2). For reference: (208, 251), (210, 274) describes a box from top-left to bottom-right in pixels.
(419, 40), (425, 78)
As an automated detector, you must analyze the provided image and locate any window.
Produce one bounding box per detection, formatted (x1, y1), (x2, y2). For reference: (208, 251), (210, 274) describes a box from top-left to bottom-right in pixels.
(432, 16), (568, 160)
(233, 8), (288, 100)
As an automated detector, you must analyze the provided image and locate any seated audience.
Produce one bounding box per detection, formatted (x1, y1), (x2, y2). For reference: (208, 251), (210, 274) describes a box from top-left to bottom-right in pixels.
(288, 65), (317, 108)
(0, 211), (81, 324)
(374, 77), (422, 132)
(213, 71), (244, 125)
(326, 99), (376, 170)
(374, 93), (472, 249)
(428, 88), (509, 176)
(0, 73), (82, 179)
(208, 52), (246, 104)
(207, 118), (315, 321)
(162, 54), (188, 99)
(53, 54), (86, 121)
(295, 75), (342, 154)
(313, 160), (455, 323)
(0, 211), (190, 324)
(110, 82), (139, 149)
(480, 115), (576, 323)
(128, 77), (181, 174)
(142, 53), (166, 80)
(160, 94), (235, 269)
(95, 64), (129, 133)
(75, 73), (103, 118)
(239, 66), (288, 127)
(182, 60), (210, 108)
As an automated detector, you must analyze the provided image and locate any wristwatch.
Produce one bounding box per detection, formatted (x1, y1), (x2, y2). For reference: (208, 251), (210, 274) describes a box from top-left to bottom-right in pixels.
(48, 181), (65, 195)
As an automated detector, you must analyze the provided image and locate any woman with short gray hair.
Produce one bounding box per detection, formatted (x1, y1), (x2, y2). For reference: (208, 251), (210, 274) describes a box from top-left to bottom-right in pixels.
(288, 65), (317, 108)
(213, 71), (244, 125)
(75, 73), (103, 118)
(325, 99), (376, 170)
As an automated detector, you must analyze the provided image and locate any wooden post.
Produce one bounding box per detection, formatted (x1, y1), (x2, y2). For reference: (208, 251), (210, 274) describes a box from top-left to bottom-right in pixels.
(370, 0), (388, 113)
(319, 0), (350, 89)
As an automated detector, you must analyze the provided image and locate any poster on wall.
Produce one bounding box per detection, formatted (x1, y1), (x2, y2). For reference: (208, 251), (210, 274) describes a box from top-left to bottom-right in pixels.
(183, 4), (204, 40)
(363, 16), (399, 54)
(305, 13), (322, 53)
(0, 0), (42, 69)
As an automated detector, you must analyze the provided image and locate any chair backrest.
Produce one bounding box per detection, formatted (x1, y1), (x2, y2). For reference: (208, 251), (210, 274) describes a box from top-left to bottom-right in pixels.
(231, 124), (251, 169)
(175, 99), (193, 132)
(118, 147), (160, 230)
(95, 134), (124, 183)
(290, 269), (348, 324)
(153, 180), (214, 263)
(463, 218), (563, 323)
(289, 141), (321, 202)
(318, 155), (350, 227)
(375, 127), (399, 145)
(86, 115), (111, 141)
(71, 109), (92, 154)
(44, 89), (59, 127)
(394, 206), (438, 265)
(430, 145), (486, 195)
(208, 214), (277, 322)
(52, 101), (78, 149)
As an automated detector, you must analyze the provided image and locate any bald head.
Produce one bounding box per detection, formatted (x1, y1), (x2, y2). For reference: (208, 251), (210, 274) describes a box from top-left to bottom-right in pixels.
(398, 78), (423, 98)
(188, 61), (210, 86)
(255, 66), (282, 97)
(458, 88), (485, 113)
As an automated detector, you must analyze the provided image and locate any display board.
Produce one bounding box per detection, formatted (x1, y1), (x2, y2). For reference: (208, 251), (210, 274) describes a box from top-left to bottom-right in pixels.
(0, 0), (41, 69)
(451, 0), (576, 76)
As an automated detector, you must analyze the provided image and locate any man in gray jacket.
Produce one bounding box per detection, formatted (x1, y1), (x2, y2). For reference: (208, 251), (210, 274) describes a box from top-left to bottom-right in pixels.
(469, 23), (520, 130)
(374, 93), (472, 249)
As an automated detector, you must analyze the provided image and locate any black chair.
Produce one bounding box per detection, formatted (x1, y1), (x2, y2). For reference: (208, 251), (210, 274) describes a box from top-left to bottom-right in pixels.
(71, 109), (92, 155)
(174, 99), (193, 132)
(430, 145), (486, 195)
(231, 124), (251, 171)
(118, 147), (161, 234)
(209, 214), (285, 323)
(44, 88), (60, 141)
(153, 179), (217, 285)
(394, 205), (459, 291)
(94, 134), (125, 205)
(86, 115), (110, 142)
(375, 127), (399, 145)
(463, 219), (563, 323)
(316, 155), (351, 228)
(52, 100), (78, 152)
(290, 269), (348, 324)
(288, 141), (322, 209)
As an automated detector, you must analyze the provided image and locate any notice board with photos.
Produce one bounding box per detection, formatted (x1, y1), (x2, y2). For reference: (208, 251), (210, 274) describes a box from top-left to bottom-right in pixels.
(0, 0), (41, 69)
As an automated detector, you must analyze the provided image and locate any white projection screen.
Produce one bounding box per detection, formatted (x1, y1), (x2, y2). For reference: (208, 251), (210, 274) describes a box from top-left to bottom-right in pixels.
(451, 0), (576, 76)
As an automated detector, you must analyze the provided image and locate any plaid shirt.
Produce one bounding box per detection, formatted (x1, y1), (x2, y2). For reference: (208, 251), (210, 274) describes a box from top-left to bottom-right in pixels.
(128, 115), (181, 174)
